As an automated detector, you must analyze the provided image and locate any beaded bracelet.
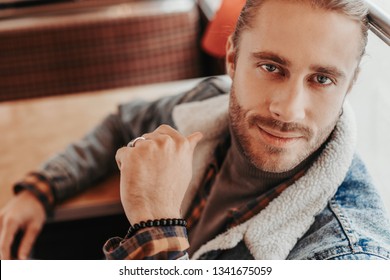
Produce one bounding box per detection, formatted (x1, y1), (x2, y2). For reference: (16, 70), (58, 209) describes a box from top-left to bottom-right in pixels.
(124, 218), (187, 239)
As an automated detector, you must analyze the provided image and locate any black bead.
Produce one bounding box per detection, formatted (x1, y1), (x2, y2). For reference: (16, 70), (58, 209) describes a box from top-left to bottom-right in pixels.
(124, 218), (187, 240)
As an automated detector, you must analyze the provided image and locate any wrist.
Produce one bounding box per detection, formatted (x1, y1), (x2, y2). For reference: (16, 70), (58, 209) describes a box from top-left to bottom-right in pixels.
(127, 211), (181, 225)
(13, 176), (54, 218)
(24, 173), (55, 205)
(123, 202), (181, 225)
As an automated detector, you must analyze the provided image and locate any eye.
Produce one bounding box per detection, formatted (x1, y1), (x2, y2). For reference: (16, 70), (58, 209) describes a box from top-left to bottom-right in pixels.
(261, 64), (281, 73)
(313, 74), (333, 85)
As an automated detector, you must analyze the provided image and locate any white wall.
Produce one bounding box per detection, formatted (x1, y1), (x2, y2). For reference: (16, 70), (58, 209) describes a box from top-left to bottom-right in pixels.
(348, 30), (390, 214)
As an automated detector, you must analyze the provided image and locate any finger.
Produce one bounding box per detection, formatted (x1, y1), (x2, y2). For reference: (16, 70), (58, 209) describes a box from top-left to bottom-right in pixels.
(18, 223), (41, 260)
(141, 128), (182, 148)
(139, 132), (155, 143)
(186, 132), (204, 151)
(156, 124), (186, 140)
(0, 213), (3, 236)
(115, 147), (127, 170)
(143, 125), (180, 140)
(0, 218), (18, 260)
(0, 215), (3, 259)
(155, 124), (176, 134)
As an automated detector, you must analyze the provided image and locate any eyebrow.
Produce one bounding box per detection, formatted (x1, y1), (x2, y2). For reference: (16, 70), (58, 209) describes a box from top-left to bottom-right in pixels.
(251, 51), (291, 67)
(251, 51), (346, 80)
(310, 65), (346, 80)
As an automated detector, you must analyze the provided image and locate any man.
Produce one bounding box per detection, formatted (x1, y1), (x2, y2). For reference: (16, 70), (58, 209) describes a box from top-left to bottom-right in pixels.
(1, 0), (390, 260)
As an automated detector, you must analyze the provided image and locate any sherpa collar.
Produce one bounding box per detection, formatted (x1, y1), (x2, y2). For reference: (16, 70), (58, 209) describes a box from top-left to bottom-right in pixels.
(172, 93), (357, 260)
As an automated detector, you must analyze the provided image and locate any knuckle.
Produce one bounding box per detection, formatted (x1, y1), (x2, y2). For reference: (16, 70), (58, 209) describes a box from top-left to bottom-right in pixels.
(158, 124), (171, 130)
(176, 137), (187, 149)
(115, 150), (120, 160)
(142, 132), (152, 139)
(115, 147), (124, 159)
(155, 134), (172, 145)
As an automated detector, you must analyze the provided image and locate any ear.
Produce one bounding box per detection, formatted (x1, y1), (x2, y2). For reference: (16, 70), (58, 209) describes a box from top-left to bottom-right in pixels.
(225, 35), (236, 79)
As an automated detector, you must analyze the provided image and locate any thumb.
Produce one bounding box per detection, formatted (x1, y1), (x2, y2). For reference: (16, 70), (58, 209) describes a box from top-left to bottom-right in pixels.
(186, 131), (203, 151)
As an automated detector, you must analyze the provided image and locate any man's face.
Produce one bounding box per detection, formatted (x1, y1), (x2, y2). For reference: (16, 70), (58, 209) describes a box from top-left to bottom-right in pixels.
(227, 0), (362, 172)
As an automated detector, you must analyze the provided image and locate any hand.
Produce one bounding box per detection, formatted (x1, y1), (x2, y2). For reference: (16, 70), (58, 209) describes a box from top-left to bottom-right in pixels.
(115, 125), (203, 224)
(0, 191), (46, 259)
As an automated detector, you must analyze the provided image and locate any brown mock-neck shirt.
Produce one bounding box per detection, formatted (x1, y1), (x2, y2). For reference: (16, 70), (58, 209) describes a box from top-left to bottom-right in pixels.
(188, 129), (318, 256)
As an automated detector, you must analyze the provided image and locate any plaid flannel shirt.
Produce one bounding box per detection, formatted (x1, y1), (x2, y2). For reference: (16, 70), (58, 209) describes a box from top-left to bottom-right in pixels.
(103, 136), (306, 259)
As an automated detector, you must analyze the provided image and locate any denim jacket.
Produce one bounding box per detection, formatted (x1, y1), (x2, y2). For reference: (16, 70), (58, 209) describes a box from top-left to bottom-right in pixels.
(36, 77), (390, 259)
(195, 155), (390, 260)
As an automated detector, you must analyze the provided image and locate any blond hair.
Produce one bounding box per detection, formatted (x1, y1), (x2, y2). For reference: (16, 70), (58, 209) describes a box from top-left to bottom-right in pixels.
(232, 0), (369, 58)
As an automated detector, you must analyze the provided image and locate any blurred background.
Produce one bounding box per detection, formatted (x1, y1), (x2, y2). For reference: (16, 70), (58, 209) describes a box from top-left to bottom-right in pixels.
(346, 0), (390, 215)
(0, 0), (389, 259)
(0, 0), (206, 100)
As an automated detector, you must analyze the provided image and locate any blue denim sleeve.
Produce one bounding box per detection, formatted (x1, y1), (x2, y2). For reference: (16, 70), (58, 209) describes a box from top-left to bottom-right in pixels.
(287, 155), (390, 260)
(329, 253), (387, 260)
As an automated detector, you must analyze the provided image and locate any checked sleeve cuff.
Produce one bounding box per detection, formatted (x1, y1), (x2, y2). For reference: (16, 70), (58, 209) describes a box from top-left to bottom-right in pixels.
(103, 226), (189, 260)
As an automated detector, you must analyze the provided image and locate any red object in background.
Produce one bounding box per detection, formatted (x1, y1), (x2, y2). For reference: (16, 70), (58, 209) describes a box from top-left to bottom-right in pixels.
(201, 0), (246, 57)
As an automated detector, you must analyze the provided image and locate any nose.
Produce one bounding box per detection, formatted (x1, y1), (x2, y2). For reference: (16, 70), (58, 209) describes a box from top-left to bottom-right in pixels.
(269, 78), (306, 123)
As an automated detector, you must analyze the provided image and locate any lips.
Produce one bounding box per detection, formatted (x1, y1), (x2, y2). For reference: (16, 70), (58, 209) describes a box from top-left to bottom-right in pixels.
(257, 125), (302, 147)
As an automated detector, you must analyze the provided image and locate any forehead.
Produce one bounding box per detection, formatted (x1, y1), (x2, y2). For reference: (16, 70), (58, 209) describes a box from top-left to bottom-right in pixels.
(239, 0), (362, 74)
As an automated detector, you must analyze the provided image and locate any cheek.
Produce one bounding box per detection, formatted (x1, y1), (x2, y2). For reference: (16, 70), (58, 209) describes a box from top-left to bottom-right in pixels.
(308, 96), (344, 136)
(233, 64), (269, 110)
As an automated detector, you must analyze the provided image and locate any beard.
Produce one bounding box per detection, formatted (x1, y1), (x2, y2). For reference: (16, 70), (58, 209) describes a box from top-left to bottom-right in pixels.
(228, 83), (339, 173)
